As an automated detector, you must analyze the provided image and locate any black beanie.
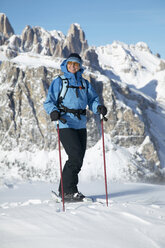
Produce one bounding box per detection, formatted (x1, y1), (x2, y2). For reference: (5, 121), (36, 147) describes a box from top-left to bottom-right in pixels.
(67, 53), (82, 62)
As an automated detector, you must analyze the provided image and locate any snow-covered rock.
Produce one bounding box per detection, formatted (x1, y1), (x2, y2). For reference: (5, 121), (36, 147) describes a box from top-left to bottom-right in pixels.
(0, 14), (165, 183)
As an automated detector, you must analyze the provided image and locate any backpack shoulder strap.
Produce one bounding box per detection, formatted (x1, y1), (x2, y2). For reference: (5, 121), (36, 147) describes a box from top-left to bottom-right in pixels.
(58, 75), (69, 105)
(57, 75), (88, 106)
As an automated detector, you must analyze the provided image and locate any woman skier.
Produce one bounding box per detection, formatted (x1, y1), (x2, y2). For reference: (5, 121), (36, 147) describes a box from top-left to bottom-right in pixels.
(44, 53), (107, 202)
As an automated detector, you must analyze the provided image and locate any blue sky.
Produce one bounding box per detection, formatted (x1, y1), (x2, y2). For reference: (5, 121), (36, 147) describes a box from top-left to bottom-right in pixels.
(1, 0), (165, 58)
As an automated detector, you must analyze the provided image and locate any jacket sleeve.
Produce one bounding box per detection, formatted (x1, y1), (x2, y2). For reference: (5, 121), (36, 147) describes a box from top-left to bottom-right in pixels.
(86, 80), (101, 114)
(43, 77), (62, 114)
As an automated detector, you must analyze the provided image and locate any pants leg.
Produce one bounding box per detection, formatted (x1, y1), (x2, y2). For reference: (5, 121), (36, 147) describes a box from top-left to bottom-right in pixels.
(58, 128), (87, 194)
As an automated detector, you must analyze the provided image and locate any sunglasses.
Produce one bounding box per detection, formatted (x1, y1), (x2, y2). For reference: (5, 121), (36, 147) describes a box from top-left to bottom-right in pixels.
(67, 61), (80, 67)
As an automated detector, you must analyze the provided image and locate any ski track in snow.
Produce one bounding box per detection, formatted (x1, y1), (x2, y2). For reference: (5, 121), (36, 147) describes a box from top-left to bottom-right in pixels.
(0, 181), (165, 248)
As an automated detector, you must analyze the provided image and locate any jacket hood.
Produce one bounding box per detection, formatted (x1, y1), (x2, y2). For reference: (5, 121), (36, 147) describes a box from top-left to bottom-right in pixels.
(60, 59), (84, 80)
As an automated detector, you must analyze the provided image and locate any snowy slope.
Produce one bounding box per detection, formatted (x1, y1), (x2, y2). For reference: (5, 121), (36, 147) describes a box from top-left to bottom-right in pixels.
(0, 181), (165, 248)
(1, 133), (162, 185)
(0, 52), (62, 69)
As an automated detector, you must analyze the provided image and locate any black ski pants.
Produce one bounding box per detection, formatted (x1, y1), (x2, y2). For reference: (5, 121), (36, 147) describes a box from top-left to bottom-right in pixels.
(58, 128), (87, 194)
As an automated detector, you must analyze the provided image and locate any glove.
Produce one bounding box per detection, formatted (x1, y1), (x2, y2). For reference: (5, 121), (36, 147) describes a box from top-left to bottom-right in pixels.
(50, 110), (60, 121)
(97, 105), (107, 116)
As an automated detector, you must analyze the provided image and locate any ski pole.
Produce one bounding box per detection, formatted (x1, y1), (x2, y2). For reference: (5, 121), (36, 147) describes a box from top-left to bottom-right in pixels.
(57, 120), (65, 212)
(101, 115), (108, 207)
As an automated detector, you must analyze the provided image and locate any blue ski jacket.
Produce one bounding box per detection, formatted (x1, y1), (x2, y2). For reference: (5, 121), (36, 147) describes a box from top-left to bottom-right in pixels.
(43, 58), (101, 129)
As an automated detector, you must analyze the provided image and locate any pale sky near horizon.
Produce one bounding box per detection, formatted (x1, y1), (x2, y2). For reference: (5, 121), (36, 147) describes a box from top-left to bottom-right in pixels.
(1, 0), (165, 58)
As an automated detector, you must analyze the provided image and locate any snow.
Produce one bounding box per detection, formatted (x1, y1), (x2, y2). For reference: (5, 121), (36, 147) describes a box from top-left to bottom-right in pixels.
(11, 53), (62, 69)
(0, 181), (165, 248)
(0, 51), (8, 62)
(0, 50), (62, 69)
(49, 30), (65, 40)
(0, 136), (164, 247)
(96, 41), (165, 102)
(0, 134), (159, 184)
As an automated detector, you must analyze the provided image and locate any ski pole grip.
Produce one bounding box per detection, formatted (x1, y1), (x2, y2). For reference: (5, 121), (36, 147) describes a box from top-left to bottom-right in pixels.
(101, 114), (108, 122)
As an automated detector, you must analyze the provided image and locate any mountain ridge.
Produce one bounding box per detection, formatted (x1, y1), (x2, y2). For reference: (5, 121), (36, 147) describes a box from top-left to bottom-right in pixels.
(0, 14), (165, 183)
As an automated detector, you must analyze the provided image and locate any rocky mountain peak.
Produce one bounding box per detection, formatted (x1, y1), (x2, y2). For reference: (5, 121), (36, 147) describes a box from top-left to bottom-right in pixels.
(0, 13), (14, 38)
(53, 23), (88, 58)
(59, 23), (88, 57)
(67, 23), (88, 53)
(0, 16), (89, 59)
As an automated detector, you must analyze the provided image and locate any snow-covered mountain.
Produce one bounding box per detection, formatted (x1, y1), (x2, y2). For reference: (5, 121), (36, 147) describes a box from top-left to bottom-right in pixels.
(0, 13), (165, 184)
(96, 41), (165, 102)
